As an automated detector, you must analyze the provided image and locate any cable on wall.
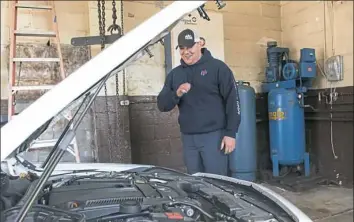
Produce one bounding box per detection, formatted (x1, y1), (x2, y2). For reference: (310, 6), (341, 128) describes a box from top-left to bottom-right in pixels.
(323, 1), (338, 160)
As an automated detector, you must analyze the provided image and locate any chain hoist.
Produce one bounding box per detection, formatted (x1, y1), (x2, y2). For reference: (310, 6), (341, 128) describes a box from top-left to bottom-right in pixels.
(107, 0), (122, 36)
(96, 0), (126, 162)
(113, 0), (121, 162)
(97, 0), (115, 162)
(120, 0), (126, 96)
(97, 0), (106, 50)
(112, 0), (125, 163)
(117, 1), (126, 163)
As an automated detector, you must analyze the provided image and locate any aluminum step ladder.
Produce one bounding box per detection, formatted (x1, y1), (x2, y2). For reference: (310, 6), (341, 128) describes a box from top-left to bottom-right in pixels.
(8, 1), (80, 163)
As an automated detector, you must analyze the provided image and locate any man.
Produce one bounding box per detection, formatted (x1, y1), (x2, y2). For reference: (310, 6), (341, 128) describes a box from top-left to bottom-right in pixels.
(157, 29), (241, 176)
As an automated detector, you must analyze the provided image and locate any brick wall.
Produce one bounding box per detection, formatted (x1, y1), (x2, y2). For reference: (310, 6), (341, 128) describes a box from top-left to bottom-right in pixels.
(129, 96), (186, 172)
(92, 96), (132, 163)
(304, 87), (353, 185)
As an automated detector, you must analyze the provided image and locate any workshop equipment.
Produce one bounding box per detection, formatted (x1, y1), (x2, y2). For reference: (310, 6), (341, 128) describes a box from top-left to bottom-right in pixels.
(230, 81), (257, 182)
(7, 1), (80, 162)
(71, 0), (127, 163)
(261, 41), (316, 177)
(1, 0), (226, 162)
(8, 1), (65, 120)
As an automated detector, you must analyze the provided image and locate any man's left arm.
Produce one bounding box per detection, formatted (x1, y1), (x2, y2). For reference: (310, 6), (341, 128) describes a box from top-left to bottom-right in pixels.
(218, 62), (241, 139)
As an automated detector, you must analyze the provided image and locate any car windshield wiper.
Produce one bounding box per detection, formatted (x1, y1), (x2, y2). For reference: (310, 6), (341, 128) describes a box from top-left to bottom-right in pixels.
(51, 170), (133, 180)
(49, 169), (104, 177)
(14, 69), (115, 222)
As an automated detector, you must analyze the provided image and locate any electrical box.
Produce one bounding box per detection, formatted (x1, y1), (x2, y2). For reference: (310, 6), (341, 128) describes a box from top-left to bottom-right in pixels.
(324, 55), (344, 82)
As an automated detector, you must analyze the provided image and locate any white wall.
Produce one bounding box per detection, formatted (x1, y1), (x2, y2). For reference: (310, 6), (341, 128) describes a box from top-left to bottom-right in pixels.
(170, 11), (225, 68)
(1, 1), (283, 99)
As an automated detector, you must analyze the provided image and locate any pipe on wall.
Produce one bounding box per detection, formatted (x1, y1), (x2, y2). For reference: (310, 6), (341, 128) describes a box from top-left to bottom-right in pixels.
(256, 118), (353, 122)
(305, 117), (354, 122)
(306, 92), (354, 97)
(328, 103), (354, 106)
(163, 32), (173, 76)
(305, 110), (354, 113)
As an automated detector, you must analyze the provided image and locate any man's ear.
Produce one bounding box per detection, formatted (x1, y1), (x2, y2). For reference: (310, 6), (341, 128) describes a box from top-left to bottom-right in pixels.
(200, 37), (206, 47)
(196, 41), (204, 48)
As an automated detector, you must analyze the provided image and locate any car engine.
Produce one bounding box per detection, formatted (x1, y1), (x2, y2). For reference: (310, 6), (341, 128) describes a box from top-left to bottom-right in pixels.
(0, 169), (293, 222)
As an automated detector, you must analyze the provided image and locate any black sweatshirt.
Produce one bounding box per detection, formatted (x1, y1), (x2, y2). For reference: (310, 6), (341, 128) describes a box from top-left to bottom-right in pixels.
(157, 48), (241, 138)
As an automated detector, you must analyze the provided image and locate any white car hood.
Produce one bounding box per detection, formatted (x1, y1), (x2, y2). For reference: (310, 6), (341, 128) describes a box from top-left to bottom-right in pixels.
(2, 161), (312, 222)
(194, 172), (313, 222)
(0, 1), (207, 161)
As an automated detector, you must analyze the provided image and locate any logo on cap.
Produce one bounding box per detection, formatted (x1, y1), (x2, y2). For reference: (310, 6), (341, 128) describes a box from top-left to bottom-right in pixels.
(184, 34), (193, 40)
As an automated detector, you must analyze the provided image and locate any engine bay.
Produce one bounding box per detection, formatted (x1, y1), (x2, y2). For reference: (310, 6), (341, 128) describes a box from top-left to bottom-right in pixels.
(0, 168), (294, 222)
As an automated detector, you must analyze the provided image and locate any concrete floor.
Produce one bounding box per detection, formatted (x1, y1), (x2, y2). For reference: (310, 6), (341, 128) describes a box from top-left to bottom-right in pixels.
(263, 184), (353, 221)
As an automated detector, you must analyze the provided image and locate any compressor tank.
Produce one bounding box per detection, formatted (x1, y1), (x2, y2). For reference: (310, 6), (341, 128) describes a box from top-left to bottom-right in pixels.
(229, 81), (257, 182)
(268, 88), (306, 165)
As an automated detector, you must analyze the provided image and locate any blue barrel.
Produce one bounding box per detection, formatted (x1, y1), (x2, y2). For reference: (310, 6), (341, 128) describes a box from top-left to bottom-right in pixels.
(229, 81), (257, 182)
(268, 88), (306, 165)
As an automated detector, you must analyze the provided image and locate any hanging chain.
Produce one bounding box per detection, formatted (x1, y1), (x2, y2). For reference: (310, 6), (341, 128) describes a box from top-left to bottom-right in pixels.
(120, 0), (126, 96)
(112, 0), (125, 163)
(96, 0), (128, 162)
(114, 0), (121, 99)
(107, 0), (122, 35)
(97, 0), (114, 162)
(113, 0), (123, 161)
(97, 0), (103, 50)
(97, 0), (106, 50)
(102, 0), (106, 47)
(113, 0), (120, 149)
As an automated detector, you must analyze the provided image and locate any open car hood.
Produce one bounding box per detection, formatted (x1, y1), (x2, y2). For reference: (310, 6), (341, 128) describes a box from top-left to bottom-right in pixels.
(1, 1), (208, 161)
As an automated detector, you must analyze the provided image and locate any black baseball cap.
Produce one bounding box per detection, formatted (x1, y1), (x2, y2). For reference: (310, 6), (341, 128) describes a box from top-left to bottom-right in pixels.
(176, 29), (201, 49)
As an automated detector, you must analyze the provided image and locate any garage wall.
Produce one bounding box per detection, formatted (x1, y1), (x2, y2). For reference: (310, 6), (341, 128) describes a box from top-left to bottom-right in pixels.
(0, 0), (282, 102)
(1, 1), (282, 166)
(210, 1), (282, 92)
(117, 1), (282, 95)
(1, 1), (352, 184)
(281, 0), (353, 89)
(128, 1), (282, 171)
(279, 1), (353, 185)
(0, 1), (95, 163)
(170, 11), (225, 69)
(1, 1), (90, 99)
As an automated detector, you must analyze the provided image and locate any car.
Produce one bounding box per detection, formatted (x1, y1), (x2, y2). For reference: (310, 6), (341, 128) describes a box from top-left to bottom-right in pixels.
(0, 1), (313, 221)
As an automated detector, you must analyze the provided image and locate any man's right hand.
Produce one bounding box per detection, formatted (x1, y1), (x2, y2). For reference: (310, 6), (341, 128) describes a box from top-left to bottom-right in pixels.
(176, 83), (191, 97)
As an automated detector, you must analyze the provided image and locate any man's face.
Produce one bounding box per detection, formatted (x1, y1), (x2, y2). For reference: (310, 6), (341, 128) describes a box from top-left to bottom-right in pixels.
(179, 42), (202, 65)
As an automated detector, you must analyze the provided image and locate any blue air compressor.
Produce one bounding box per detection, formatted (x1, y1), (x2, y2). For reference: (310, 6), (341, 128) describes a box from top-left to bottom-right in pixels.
(261, 41), (316, 177)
